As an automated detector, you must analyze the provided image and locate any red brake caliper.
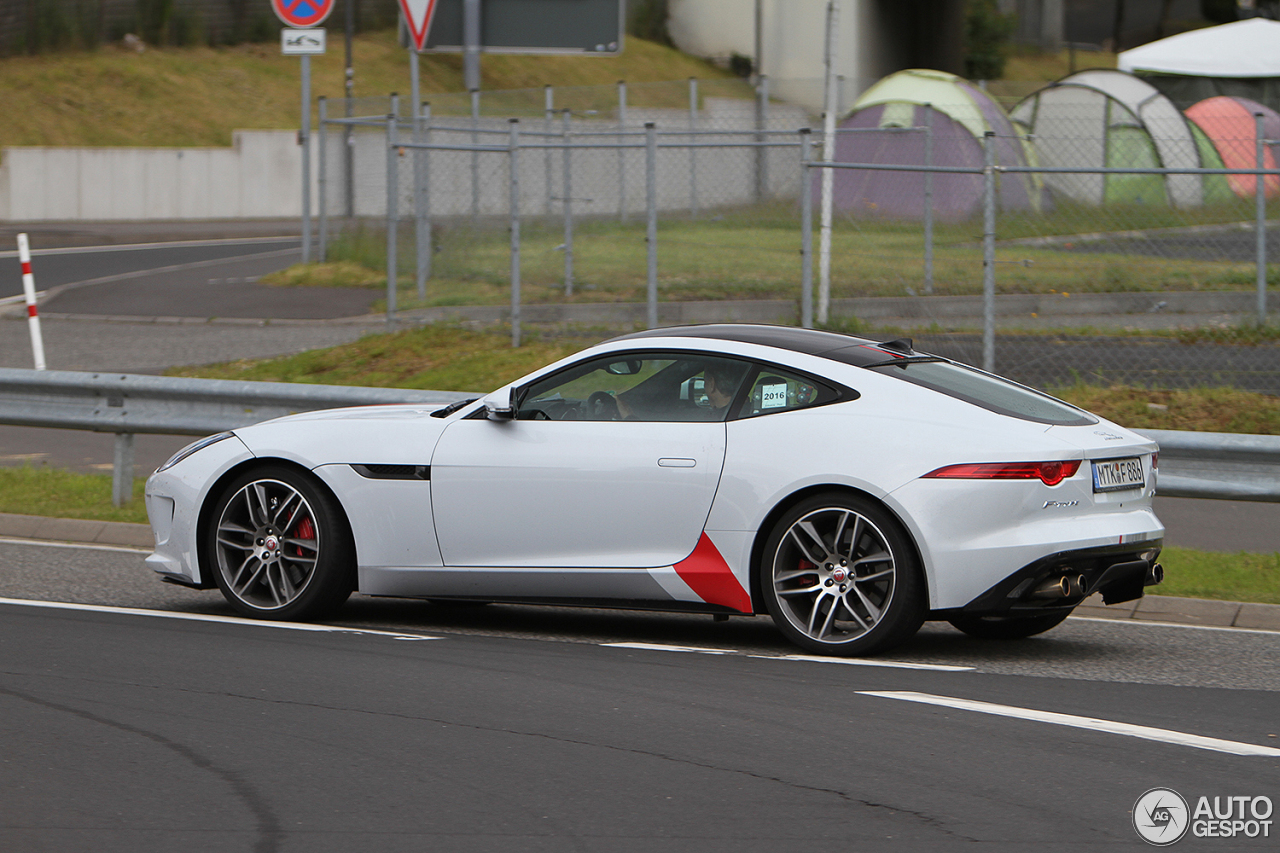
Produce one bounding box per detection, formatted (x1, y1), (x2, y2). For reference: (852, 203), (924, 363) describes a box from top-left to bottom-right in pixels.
(294, 516), (315, 555)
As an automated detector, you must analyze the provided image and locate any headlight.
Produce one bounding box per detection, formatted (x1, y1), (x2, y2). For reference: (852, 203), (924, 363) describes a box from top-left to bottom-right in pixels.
(157, 432), (234, 473)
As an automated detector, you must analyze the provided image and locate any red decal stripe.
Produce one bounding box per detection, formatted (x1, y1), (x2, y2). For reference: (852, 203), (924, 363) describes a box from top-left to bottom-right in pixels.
(21, 261), (32, 275)
(673, 533), (752, 613)
(27, 304), (37, 317)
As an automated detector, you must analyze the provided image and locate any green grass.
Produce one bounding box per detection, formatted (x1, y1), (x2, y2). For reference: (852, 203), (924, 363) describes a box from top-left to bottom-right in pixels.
(1158, 547), (1280, 605)
(0, 465), (149, 525)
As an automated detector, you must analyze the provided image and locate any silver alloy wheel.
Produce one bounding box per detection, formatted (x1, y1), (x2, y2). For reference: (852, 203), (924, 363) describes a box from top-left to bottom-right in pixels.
(770, 506), (897, 645)
(214, 478), (321, 611)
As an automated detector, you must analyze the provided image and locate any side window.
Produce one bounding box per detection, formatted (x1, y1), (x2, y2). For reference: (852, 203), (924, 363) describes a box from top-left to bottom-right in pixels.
(518, 354), (751, 422)
(739, 367), (832, 418)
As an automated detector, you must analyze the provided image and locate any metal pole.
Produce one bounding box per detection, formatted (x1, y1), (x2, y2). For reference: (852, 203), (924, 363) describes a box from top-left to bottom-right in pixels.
(471, 88), (481, 220)
(646, 121), (658, 329)
(17, 233), (46, 370)
(800, 129), (813, 329)
(755, 75), (770, 202)
(923, 104), (934, 295)
(544, 85), (554, 214)
(817, 0), (839, 325)
(618, 80), (628, 223)
(562, 110), (575, 296)
(509, 119), (522, 347)
(416, 101), (431, 297)
(982, 132), (997, 373)
(300, 54), (312, 264)
(318, 96), (328, 262)
(112, 433), (134, 508)
(409, 47), (419, 132)
(754, 0), (763, 85)
(463, 0), (481, 92)
(386, 113), (398, 327)
(688, 77), (698, 218)
(344, 0), (354, 219)
(1257, 112), (1268, 326)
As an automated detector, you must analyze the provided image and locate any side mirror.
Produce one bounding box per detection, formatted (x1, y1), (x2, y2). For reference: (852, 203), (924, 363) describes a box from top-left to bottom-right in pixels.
(483, 387), (516, 420)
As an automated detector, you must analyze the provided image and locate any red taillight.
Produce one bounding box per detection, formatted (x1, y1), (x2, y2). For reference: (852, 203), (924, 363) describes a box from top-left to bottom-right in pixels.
(923, 460), (1082, 487)
(1151, 452), (1159, 470)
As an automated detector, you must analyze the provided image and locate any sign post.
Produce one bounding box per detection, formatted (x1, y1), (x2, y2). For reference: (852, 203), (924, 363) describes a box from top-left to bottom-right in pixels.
(272, 0), (334, 264)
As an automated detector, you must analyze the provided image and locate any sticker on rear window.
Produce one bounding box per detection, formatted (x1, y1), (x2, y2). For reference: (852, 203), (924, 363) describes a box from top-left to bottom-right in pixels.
(761, 384), (788, 409)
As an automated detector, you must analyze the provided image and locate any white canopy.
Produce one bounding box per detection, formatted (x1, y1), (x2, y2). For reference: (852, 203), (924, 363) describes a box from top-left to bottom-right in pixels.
(1118, 18), (1280, 78)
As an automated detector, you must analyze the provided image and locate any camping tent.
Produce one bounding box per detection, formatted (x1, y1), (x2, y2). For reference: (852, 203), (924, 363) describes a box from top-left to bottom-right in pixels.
(830, 69), (1047, 220)
(1185, 96), (1280, 199)
(1010, 69), (1231, 208)
(1117, 18), (1280, 112)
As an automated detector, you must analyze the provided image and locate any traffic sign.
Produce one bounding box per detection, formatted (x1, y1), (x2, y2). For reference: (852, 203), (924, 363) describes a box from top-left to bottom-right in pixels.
(421, 0), (622, 55)
(399, 0), (441, 52)
(281, 28), (326, 55)
(271, 0), (334, 29)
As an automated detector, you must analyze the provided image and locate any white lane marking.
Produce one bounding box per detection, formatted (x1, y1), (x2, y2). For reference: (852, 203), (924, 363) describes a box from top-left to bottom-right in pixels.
(0, 598), (441, 641)
(0, 537), (149, 554)
(603, 642), (735, 654)
(0, 236), (299, 259)
(859, 690), (1280, 757)
(756, 654), (973, 672)
(1070, 615), (1280, 636)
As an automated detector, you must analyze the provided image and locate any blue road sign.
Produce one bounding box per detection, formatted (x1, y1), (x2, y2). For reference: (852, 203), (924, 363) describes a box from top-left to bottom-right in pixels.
(271, 0), (335, 28)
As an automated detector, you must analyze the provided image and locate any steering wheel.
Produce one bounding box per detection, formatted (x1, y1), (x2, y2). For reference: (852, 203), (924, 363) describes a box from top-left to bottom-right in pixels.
(587, 391), (621, 420)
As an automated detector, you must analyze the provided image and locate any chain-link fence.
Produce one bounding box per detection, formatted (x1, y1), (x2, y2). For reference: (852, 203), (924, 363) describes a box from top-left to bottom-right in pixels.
(314, 81), (1280, 393)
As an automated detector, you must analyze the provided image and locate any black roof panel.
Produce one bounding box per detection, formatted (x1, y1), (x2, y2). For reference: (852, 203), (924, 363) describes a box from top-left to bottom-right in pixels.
(609, 325), (928, 366)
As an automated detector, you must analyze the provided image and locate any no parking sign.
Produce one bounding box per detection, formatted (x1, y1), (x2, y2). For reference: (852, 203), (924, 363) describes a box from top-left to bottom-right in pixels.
(271, 0), (334, 28)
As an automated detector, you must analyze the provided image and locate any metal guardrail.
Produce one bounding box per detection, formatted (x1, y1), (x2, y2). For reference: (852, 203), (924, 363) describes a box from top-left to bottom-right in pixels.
(0, 369), (1274, 508)
(0, 368), (474, 506)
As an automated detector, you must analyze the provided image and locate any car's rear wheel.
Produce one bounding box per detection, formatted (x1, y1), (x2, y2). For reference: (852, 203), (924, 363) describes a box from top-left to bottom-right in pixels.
(207, 465), (355, 620)
(946, 611), (1070, 640)
(761, 493), (925, 656)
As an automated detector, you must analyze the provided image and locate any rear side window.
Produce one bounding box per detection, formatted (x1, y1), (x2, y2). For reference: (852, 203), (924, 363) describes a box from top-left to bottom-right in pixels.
(868, 361), (1095, 426)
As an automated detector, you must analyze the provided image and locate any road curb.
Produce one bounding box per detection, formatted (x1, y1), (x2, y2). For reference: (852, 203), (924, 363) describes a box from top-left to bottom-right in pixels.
(0, 512), (1276, 630)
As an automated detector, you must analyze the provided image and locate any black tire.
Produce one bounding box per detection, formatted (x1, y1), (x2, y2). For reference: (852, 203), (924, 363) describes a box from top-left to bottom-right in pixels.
(206, 464), (355, 621)
(760, 493), (925, 656)
(946, 611), (1071, 640)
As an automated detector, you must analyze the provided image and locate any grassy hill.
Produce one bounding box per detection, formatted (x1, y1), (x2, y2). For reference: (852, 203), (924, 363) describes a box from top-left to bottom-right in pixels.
(0, 30), (735, 147)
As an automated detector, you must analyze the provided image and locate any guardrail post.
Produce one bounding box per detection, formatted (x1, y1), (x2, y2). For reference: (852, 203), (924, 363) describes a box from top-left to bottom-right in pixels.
(112, 433), (134, 507)
(646, 122), (658, 329)
(509, 119), (522, 348)
(800, 128), (813, 329)
(1257, 111), (1268, 326)
(982, 131), (997, 373)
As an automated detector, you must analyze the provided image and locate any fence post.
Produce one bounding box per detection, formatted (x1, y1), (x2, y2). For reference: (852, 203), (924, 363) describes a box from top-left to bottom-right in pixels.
(344, 95), (355, 218)
(385, 112), (398, 327)
(545, 85), (555, 215)
(1257, 112), (1268, 326)
(755, 74), (770, 202)
(646, 121), (658, 329)
(562, 109), (574, 296)
(923, 103), (934, 296)
(982, 131), (996, 373)
(510, 119), (522, 348)
(688, 77), (699, 218)
(112, 433), (134, 508)
(800, 129), (813, 329)
(471, 88), (481, 220)
(415, 101), (431, 298)
(618, 79), (628, 223)
(300, 55), (312, 264)
(318, 97), (328, 262)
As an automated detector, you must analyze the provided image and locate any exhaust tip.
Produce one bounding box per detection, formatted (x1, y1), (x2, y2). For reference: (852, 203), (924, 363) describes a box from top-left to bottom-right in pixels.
(1145, 563), (1164, 586)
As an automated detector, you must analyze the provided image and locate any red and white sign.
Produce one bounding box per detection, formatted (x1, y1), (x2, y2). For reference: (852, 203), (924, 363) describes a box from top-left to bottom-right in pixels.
(398, 0), (441, 52)
(271, 0), (334, 29)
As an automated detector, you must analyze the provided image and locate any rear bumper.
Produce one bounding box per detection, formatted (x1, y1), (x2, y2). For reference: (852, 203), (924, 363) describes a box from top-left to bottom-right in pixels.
(952, 540), (1163, 617)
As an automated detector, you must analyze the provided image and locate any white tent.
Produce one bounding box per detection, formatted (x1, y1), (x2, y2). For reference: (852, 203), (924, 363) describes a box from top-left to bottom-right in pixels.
(1116, 18), (1280, 111)
(1118, 18), (1280, 78)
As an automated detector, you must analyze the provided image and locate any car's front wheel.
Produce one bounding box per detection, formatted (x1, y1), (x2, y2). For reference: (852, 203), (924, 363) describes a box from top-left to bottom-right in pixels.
(761, 493), (925, 656)
(206, 465), (355, 620)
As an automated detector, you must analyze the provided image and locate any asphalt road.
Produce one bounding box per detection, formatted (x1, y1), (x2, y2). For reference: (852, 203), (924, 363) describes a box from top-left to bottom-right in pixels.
(1, 540), (1278, 851)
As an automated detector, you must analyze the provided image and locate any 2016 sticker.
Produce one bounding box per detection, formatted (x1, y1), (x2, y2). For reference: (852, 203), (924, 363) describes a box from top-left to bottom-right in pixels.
(761, 384), (788, 409)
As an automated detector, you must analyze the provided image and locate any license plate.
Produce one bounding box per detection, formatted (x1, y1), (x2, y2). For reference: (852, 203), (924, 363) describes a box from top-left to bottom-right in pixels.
(1093, 457), (1144, 492)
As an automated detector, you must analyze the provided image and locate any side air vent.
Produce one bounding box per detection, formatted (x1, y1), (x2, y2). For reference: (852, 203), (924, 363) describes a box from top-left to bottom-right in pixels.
(351, 464), (430, 480)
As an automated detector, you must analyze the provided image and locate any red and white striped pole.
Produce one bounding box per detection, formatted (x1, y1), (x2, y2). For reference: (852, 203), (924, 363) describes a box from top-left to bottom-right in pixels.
(17, 233), (47, 370)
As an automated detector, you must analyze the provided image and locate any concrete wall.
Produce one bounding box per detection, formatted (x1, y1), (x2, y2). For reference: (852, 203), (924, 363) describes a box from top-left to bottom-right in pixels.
(0, 130), (310, 221)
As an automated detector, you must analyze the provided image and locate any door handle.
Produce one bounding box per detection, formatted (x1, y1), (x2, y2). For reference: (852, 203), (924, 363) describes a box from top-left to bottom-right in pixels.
(658, 458), (697, 468)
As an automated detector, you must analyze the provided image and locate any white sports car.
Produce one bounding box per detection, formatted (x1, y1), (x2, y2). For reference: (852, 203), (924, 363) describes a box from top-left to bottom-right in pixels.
(145, 325), (1164, 656)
